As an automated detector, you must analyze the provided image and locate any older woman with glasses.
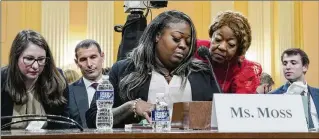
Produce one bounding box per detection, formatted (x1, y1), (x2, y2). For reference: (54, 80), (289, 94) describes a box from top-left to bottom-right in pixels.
(1, 30), (69, 130)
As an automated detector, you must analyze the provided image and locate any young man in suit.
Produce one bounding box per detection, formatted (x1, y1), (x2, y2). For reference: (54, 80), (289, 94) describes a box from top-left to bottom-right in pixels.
(68, 39), (108, 128)
(271, 48), (319, 129)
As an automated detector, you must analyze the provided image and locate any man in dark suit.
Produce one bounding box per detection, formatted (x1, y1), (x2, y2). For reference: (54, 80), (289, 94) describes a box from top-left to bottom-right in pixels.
(271, 48), (319, 128)
(68, 39), (107, 128)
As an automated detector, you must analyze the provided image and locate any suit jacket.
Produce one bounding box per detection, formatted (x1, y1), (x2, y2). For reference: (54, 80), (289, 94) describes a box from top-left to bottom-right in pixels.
(271, 82), (319, 120)
(68, 78), (89, 128)
(1, 67), (69, 130)
(86, 59), (221, 128)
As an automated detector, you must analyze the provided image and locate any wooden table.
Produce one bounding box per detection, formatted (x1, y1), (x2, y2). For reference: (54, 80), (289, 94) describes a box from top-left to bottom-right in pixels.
(2, 129), (319, 139)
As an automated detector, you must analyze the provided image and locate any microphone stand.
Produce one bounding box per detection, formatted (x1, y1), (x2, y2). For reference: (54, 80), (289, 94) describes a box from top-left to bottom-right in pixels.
(1, 114), (84, 131)
(205, 55), (223, 93)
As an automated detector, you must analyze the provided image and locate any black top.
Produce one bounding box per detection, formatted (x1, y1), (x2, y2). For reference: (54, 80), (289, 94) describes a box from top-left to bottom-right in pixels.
(86, 59), (220, 128)
(1, 67), (70, 130)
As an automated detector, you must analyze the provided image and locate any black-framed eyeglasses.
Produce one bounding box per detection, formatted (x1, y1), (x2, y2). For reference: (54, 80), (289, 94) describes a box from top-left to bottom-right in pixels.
(23, 57), (49, 66)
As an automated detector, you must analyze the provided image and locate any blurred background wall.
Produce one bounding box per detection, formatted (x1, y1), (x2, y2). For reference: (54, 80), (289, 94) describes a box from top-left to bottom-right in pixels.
(1, 1), (318, 88)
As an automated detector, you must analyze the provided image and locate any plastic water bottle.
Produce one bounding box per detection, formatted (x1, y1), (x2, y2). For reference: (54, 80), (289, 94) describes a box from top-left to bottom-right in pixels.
(151, 93), (171, 132)
(95, 78), (114, 130)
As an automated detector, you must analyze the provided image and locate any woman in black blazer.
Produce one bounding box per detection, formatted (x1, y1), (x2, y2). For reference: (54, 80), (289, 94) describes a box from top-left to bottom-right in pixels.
(86, 10), (220, 128)
(1, 30), (69, 130)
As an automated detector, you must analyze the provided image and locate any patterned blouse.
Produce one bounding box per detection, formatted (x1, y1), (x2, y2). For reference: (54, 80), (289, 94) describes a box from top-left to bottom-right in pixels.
(195, 39), (262, 94)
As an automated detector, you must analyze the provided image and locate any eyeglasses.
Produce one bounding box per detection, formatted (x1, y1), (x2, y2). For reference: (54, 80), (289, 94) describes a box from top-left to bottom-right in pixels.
(23, 57), (49, 66)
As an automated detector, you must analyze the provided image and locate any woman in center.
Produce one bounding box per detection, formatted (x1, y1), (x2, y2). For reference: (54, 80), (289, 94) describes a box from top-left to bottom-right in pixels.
(86, 10), (220, 128)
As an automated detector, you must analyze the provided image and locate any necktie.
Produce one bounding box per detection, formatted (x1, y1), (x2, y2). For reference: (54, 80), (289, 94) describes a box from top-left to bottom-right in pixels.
(302, 91), (314, 129)
(91, 83), (99, 107)
(307, 94), (314, 128)
(91, 83), (99, 90)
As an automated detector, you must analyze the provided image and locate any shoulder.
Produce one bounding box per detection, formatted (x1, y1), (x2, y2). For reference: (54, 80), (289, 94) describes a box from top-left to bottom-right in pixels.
(270, 85), (286, 94)
(69, 78), (83, 87)
(309, 86), (319, 90)
(113, 59), (131, 68)
(235, 58), (262, 79)
(229, 59), (262, 93)
(68, 78), (85, 96)
(108, 59), (134, 85)
(309, 86), (319, 94)
(1, 67), (8, 84)
(189, 69), (210, 77)
(1, 67), (11, 108)
(111, 59), (134, 74)
(189, 68), (212, 84)
(241, 58), (262, 73)
(189, 59), (209, 70)
(189, 68), (221, 95)
(1, 66), (8, 76)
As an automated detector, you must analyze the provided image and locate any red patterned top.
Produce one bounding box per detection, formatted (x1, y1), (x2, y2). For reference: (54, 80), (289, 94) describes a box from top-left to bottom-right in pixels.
(195, 40), (262, 94)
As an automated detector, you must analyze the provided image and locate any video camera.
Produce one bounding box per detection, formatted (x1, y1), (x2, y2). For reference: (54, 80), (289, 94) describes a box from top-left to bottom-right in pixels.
(124, 1), (168, 13)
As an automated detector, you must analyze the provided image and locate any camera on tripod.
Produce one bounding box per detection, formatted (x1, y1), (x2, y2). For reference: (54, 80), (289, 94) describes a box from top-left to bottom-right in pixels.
(124, 1), (168, 13)
(115, 1), (168, 32)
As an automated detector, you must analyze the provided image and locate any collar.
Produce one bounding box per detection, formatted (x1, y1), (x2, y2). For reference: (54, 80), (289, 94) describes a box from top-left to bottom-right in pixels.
(287, 80), (307, 86)
(82, 75), (108, 89)
(284, 80), (308, 94)
(304, 81), (309, 93)
(154, 56), (173, 77)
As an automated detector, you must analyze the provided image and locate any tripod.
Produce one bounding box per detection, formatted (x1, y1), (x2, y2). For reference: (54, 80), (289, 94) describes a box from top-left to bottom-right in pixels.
(115, 10), (147, 61)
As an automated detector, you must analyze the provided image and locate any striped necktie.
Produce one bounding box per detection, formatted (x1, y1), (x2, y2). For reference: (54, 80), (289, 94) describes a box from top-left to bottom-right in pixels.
(91, 83), (99, 90)
(302, 91), (314, 129)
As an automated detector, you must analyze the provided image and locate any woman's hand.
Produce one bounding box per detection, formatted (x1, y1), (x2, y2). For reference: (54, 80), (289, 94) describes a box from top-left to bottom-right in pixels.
(134, 100), (155, 123)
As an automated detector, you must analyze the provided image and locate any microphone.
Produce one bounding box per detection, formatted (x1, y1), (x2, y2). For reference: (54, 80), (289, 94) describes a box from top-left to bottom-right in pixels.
(197, 46), (211, 59)
(1, 114), (84, 131)
(197, 46), (223, 93)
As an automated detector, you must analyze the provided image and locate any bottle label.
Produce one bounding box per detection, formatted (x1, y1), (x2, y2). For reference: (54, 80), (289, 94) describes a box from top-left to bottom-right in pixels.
(152, 110), (170, 121)
(96, 90), (114, 101)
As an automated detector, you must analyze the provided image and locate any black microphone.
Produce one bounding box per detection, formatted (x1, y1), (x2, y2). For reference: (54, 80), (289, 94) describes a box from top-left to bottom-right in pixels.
(1, 114), (84, 131)
(197, 46), (223, 93)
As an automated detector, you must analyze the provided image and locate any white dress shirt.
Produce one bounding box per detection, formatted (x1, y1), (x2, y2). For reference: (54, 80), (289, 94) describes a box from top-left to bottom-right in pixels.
(148, 70), (192, 119)
(83, 75), (109, 107)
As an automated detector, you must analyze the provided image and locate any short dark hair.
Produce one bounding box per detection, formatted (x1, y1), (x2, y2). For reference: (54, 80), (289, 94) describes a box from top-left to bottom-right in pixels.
(260, 72), (274, 85)
(281, 48), (309, 66)
(75, 39), (102, 58)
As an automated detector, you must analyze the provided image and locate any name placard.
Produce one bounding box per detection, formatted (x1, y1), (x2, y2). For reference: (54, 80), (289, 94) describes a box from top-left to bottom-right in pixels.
(211, 94), (308, 132)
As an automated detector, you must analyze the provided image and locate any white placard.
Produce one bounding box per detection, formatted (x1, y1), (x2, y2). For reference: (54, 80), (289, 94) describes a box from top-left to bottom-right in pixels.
(26, 121), (46, 131)
(211, 94), (308, 132)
